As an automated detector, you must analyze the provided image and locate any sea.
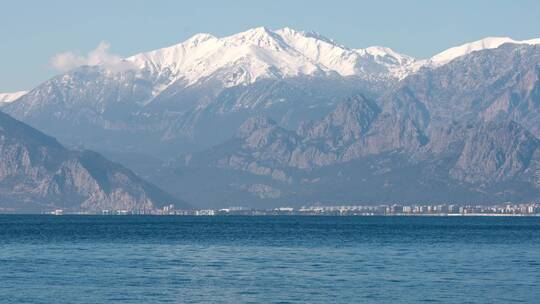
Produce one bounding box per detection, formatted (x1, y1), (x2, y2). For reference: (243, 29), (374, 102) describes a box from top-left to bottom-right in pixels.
(0, 215), (539, 303)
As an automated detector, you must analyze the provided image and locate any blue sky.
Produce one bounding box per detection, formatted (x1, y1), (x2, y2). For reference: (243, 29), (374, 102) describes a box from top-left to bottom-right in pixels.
(1, 0), (540, 92)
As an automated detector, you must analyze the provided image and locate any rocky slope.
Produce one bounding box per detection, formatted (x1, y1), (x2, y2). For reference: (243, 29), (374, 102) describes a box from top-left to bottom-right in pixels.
(0, 111), (185, 212)
(170, 90), (540, 207)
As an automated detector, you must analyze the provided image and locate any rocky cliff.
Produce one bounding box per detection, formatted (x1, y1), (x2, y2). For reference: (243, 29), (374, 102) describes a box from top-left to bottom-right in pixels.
(0, 111), (186, 212)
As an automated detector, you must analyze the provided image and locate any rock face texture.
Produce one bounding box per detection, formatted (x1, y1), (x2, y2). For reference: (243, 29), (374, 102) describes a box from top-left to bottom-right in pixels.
(0, 111), (185, 212)
(171, 44), (540, 207)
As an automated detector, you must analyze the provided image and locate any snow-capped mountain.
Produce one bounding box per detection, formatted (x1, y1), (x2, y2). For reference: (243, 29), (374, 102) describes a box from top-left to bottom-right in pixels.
(427, 36), (540, 66)
(5, 28), (540, 160)
(81, 30), (540, 96)
(4, 27), (420, 156)
(0, 91), (27, 104)
(126, 27), (417, 96)
(121, 30), (540, 92)
(4, 27), (540, 208)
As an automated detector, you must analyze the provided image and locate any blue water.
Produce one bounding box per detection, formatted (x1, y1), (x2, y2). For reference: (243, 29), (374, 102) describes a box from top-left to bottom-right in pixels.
(1, 216), (539, 303)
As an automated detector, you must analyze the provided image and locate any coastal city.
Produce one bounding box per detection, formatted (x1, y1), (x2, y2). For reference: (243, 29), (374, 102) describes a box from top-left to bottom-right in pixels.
(50, 202), (540, 216)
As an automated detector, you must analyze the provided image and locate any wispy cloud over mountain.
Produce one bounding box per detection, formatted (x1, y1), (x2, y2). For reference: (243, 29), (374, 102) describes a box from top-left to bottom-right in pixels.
(50, 41), (135, 72)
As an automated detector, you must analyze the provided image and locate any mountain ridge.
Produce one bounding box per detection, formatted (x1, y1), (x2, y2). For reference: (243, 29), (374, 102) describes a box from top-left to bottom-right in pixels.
(0, 91), (27, 105)
(0, 110), (187, 212)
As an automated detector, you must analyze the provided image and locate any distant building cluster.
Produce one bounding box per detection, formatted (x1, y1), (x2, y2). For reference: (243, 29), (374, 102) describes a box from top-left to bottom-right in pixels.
(49, 202), (540, 216)
(294, 203), (540, 216)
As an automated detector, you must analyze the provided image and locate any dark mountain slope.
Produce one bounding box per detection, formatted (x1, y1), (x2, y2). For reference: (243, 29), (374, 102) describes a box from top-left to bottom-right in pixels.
(0, 111), (187, 212)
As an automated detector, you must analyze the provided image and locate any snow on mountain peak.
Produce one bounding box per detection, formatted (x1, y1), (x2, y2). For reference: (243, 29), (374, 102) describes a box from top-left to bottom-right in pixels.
(225, 26), (291, 51)
(43, 29), (540, 99)
(364, 46), (414, 64)
(279, 27), (341, 47)
(428, 36), (540, 66)
(127, 27), (327, 89)
(274, 27), (361, 76)
(126, 27), (418, 92)
(184, 33), (217, 47)
(0, 91), (27, 104)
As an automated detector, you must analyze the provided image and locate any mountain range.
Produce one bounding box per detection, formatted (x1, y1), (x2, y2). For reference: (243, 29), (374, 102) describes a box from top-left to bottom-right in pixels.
(2, 27), (540, 210)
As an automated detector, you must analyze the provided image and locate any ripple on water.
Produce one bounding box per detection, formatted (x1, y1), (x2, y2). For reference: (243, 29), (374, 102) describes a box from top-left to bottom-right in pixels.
(0, 215), (539, 303)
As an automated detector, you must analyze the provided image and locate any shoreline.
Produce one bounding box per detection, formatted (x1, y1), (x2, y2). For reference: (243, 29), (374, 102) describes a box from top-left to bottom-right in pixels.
(1, 213), (540, 217)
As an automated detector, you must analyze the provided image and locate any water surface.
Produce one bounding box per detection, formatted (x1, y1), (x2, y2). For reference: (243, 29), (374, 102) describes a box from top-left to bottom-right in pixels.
(1, 216), (539, 303)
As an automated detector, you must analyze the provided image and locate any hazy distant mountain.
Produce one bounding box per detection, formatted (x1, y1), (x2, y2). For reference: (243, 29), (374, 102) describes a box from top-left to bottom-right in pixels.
(161, 93), (540, 207)
(0, 111), (185, 213)
(4, 28), (540, 207)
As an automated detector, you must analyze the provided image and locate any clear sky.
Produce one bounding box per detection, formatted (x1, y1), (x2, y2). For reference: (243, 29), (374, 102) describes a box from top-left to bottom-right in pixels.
(1, 0), (540, 92)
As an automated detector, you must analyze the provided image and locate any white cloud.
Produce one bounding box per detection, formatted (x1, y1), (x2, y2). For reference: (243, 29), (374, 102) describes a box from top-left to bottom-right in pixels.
(50, 41), (135, 73)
